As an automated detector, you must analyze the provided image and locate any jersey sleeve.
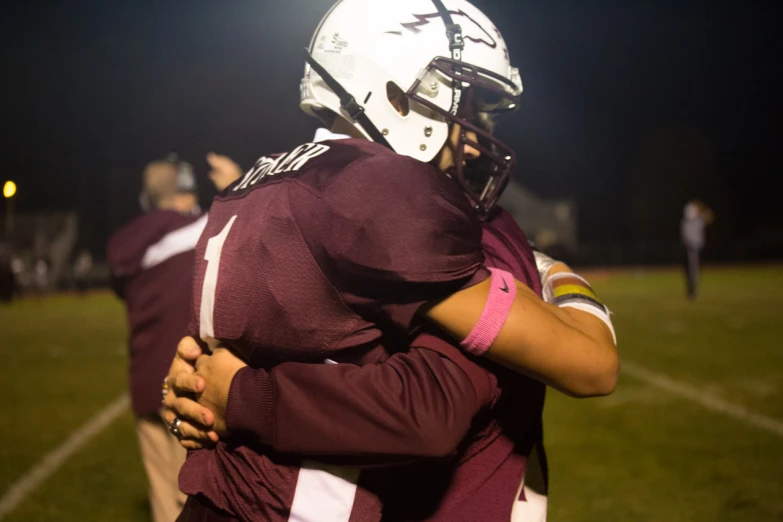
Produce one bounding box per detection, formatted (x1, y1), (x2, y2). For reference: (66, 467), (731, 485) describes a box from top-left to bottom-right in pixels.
(290, 152), (490, 330)
(224, 328), (493, 466)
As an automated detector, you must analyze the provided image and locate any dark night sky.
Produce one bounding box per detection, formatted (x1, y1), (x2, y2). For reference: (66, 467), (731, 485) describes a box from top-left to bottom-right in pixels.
(1, 0), (780, 255)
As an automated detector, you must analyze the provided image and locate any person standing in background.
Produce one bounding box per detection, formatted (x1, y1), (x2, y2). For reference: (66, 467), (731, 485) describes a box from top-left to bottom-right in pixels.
(681, 199), (714, 300)
(34, 257), (49, 296)
(108, 154), (241, 522)
(72, 249), (93, 295)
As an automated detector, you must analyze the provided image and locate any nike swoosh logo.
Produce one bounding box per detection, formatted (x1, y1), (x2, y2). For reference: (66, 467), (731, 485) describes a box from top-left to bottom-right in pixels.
(500, 277), (509, 293)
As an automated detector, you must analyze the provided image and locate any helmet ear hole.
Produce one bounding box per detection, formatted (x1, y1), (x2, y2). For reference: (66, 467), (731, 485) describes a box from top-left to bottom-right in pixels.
(386, 82), (410, 117)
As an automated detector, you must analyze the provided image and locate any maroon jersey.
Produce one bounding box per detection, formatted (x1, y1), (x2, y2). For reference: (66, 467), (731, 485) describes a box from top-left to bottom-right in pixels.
(108, 210), (207, 416)
(181, 139), (490, 520)
(181, 208), (548, 522)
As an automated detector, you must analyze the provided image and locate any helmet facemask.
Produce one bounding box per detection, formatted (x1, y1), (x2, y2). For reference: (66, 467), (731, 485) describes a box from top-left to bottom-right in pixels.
(408, 57), (520, 218)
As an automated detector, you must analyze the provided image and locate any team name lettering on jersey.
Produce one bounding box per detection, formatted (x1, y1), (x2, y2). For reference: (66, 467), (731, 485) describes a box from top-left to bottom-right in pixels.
(234, 142), (330, 191)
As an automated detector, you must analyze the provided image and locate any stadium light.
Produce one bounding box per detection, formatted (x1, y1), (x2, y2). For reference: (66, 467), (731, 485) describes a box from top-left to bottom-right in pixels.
(3, 181), (16, 199)
(3, 181), (15, 238)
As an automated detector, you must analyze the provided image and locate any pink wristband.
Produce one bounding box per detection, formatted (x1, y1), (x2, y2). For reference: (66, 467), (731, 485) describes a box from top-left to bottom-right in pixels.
(461, 267), (516, 356)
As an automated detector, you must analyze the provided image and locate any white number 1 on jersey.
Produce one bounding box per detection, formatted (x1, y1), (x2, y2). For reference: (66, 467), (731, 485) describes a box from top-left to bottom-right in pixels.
(200, 215), (237, 341)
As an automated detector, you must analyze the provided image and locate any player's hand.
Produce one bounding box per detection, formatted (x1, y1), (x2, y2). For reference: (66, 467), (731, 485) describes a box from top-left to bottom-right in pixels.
(193, 347), (248, 437)
(163, 337), (220, 450)
(207, 152), (243, 192)
(533, 250), (570, 302)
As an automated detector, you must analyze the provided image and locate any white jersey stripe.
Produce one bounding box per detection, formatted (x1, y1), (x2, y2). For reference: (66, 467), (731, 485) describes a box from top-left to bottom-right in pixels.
(288, 461), (360, 522)
(141, 213), (208, 270)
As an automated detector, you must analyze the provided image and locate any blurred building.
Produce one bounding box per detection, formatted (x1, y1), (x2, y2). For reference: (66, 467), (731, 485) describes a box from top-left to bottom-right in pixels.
(2, 211), (85, 292)
(499, 180), (577, 258)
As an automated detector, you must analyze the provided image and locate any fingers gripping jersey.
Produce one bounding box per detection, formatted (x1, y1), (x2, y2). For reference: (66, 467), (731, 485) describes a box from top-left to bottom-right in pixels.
(184, 138), (490, 519)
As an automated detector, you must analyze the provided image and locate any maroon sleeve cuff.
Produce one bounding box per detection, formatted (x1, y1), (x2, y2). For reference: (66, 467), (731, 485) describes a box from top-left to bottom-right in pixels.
(224, 366), (275, 445)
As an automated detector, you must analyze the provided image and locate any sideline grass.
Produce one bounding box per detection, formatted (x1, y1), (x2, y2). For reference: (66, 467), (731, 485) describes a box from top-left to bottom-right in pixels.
(1, 268), (781, 521)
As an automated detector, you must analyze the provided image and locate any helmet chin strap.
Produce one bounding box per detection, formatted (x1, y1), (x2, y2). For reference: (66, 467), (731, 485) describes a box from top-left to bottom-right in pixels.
(430, 0), (464, 117)
(433, 0), (490, 215)
(304, 49), (393, 150)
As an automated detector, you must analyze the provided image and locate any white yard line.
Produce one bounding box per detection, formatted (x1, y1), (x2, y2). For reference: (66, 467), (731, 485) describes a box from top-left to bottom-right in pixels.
(622, 361), (783, 438)
(0, 394), (130, 520)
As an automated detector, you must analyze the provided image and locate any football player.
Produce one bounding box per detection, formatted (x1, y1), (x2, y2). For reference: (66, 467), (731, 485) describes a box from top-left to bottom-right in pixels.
(167, 218), (593, 522)
(166, 142), (610, 522)
(163, 1), (617, 520)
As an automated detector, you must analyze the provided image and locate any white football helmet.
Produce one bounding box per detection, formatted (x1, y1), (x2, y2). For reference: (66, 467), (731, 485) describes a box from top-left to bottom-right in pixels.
(301, 0), (523, 215)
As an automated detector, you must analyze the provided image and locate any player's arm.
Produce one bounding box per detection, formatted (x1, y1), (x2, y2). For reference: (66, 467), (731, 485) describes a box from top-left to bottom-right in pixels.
(225, 330), (491, 465)
(305, 155), (616, 398)
(421, 259), (618, 398)
(165, 332), (493, 466)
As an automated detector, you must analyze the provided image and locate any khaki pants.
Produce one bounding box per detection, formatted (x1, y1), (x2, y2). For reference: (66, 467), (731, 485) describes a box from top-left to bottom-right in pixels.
(136, 413), (188, 522)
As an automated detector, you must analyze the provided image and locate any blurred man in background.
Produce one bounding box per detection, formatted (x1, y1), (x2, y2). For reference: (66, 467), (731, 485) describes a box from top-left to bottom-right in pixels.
(681, 199), (714, 300)
(108, 154), (241, 522)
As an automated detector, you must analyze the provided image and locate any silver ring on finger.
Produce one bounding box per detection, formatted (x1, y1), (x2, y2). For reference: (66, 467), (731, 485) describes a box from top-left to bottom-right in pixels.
(169, 417), (183, 439)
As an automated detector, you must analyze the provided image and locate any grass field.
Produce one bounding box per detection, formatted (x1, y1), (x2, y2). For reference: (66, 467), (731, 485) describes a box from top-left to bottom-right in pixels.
(0, 266), (781, 521)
